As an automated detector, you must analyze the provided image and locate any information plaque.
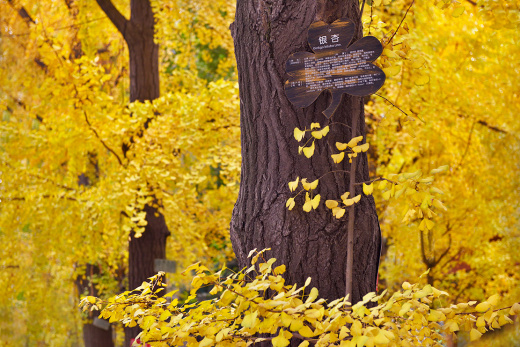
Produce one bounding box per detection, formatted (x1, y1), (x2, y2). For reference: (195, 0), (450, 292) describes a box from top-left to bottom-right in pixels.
(285, 18), (386, 117)
(154, 259), (177, 273)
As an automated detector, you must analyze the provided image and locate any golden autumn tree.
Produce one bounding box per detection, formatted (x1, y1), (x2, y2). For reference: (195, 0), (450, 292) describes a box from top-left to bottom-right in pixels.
(365, 0), (520, 303)
(0, 0), (239, 345)
(1, 0), (519, 346)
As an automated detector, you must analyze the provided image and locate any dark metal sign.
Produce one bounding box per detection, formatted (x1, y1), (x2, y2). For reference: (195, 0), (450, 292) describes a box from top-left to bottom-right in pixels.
(154, 258), (177, 273)
(93, 317), (110, 331)
(285, 18), (386, 117)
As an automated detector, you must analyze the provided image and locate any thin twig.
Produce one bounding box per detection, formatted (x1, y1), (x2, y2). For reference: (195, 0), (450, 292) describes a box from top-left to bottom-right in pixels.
(354, 177), (399, 186)
(0, 17), (108, 38)
(360, 0), (367, 31)
(82, 110), (124, 166)
(345, 102), (360, 300)
(374, 93), (420, 121)
(387, 0), (415, 45)
(456, 119), (476, 169)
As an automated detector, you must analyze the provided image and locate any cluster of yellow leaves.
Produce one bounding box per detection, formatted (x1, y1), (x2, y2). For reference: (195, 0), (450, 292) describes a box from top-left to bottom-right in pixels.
(81, 249), (520, 347)
(365, 0), (520, 310)
(0, 0), (240, 344)
(286, 177), (321, 212)
(366, 0), (468, 86)
(325, 193), (362, 220)
(294, 123), (330, 158)
(332, 135), (369, 164)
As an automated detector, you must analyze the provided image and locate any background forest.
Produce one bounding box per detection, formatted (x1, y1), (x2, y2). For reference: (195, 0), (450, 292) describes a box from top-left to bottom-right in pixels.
(0, 0), (519, 346)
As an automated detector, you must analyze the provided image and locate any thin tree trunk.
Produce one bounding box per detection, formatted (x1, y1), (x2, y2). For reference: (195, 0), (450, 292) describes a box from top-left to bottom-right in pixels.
(95, 1), (168, 345)
(230, 0), (381, 304)
(75, 264), (115, 347)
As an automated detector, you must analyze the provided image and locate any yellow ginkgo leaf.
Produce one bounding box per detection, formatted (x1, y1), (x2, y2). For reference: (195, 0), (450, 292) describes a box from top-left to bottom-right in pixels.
(432, 199), (447, 211)
(476, 302), (491, 312)
(320, 126), (330, 137)
(430, 165), (449, 174)
(332, 152), (345, 164)
(412, 56), (426, 69)
(476, 316), (486, 328)
(383, 48), (399, 59)
(415, 75), (430, 86)
(470, 328), (482, 341)
(509, 302), (520, 315)
(336, 142), (348, 151)
(298, 326), (315, 338)
(303, 193), (312, 212)
(383, 65), (401, 77)
(311, 194), (321, 209)
(288, 177), (299, 192)
(343, 198), (354, 207)
(294, 127), (305, 142)
(286, 198), (295, 210)
(309, 179), (319, 190)
(452, 6), (465, 18)
(311, 130), (323, 139)
(363, 183), (373, 195)
(340, 192), (350, 200)
(310, 122), (320, 129)
(427, 310), (446, 322)
(326, 200), (338, 209)
(199, 337), (214, 347)
(352, 195), (361, 203)
(334, 208), (346, 219)
(350, 320), (363, 336)
(303, 141), (315, 158)
(301, 178), (311, 190)
(241, 310), (258, 328)
(347, 136), (364, 147)
(373, 331), (390, 344)
(272, 330), (291, 347)
(358, 143), (369, 152)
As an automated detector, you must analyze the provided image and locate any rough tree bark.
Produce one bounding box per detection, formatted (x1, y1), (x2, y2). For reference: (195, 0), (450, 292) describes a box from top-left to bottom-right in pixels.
(95, 0), (168, 345)
(230, 0), (381, 304)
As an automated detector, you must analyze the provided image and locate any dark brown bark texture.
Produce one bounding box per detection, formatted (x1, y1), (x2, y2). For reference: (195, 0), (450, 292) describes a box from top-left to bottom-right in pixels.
(230, 0), (381, 304)
(126, 203), (169, 346)
(124, 1), (165, 345)
(75, 264), (115, 347)
(96, 0), (166, 345)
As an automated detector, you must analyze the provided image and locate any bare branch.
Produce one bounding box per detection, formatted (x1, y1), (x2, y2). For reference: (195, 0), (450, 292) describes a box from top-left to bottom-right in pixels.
(476, 120), (507, 134)
(435, 233), (452, 266)
(6, 0), (36, 25)
(456, 119), (476, 169)
(83, 110), (124, 166)
(95, 0), (128, 35)
(387, 0), (414, 45)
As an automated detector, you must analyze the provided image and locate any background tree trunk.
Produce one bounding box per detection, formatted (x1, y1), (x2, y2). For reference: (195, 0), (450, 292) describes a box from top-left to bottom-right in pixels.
(95, 0), (168, 345)
(75, 264), (115, 347)
(230, 0), (381, 304)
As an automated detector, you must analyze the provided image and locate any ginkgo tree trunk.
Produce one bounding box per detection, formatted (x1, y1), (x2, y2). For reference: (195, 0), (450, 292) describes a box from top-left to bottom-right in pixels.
(230, 0), (381, 304)
(95, 0), (169, 345)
